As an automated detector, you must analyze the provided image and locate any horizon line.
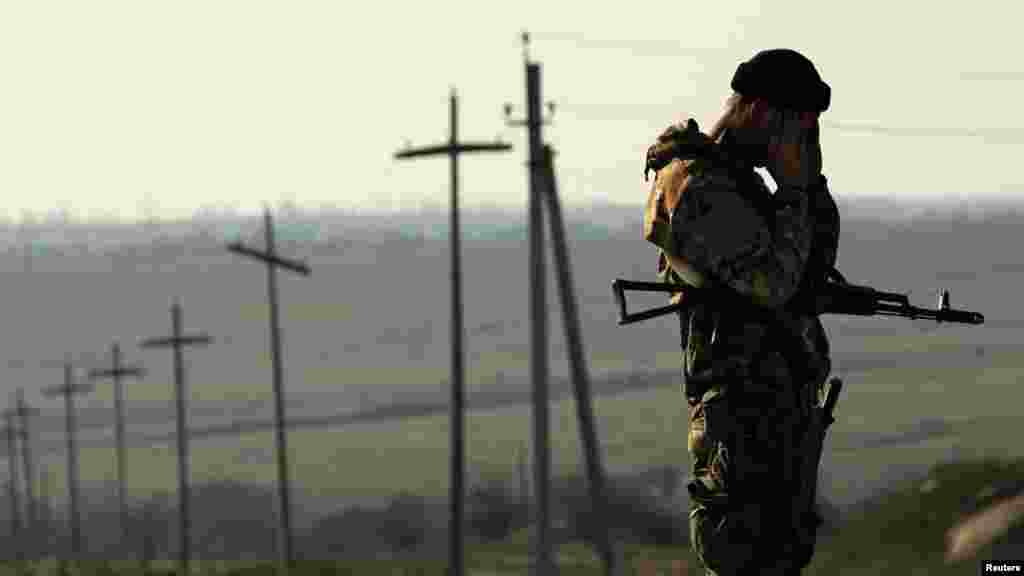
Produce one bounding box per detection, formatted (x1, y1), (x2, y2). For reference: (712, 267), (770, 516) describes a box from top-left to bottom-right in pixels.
(0, 194), (1021, 228)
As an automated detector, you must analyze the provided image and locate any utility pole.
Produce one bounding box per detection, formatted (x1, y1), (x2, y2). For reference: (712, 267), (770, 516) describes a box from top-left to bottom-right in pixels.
(504, 31), (555, 576)
(140, 301), (212, 576)
(4, 389), (40, 559)
(394, 88), (512, 576)
(20, 217), (34, 274)
(4, 391), (38, 527)
(537, 143), (620, 575)
(41, 359), (95, 563)
(2, 417), (22, 561)
(503, 32), (620, 576)
(87, 342), (146, 552)
(226, 208), (311, 576)
(39, 459), (50, 548)
(518, 441), (529, 519)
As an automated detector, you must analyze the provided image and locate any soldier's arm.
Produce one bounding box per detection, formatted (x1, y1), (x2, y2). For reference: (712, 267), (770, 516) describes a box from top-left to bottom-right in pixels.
(669, 172), (812, 308)
(644, 160), (707, 292)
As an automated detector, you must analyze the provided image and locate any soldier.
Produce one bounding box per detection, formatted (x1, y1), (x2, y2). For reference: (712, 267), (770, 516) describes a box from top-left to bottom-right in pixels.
(644, 49), (836, 575)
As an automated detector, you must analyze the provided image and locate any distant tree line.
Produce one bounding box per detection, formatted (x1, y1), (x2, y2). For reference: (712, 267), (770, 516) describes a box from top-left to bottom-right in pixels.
(0, 465), (849, 563)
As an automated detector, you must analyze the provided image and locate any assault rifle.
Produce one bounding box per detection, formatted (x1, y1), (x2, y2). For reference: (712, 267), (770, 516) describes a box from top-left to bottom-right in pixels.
(612, 269), (985, 326)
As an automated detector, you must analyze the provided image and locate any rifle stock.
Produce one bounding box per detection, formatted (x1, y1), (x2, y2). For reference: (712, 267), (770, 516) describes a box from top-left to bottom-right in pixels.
(611, 276), (985, 326)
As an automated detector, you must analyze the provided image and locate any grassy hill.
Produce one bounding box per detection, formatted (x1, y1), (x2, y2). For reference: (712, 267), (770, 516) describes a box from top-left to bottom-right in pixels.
(4, 458), (1022, 575)
(0, 204), (1021, 573)
(461, 458), (1024, 575)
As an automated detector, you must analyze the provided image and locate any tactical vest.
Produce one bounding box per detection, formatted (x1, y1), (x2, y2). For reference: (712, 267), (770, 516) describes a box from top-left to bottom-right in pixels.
(729, 169), (840, 386)
(647, 160), (839, 298)
(645, 161), (840, 387)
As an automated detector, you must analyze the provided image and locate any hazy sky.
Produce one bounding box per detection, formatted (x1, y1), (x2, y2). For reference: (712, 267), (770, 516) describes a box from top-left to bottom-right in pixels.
(2, 1), (1023, 221)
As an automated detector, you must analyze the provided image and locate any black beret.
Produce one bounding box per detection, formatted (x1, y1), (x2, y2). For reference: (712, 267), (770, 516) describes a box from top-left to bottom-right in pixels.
(731, 49), (830, 113)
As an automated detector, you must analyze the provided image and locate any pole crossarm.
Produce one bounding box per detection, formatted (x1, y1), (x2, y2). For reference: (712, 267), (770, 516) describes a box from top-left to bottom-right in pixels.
(88, 366), (145, 381)
(0, 415), (19, 435)
(226, 209), (312, 276)
(41, 383), (94, 399)
(395, 141), (512, 159)
(395, 88), (513, 164)
(226, 243), (311, 276)
(140, 335), (212, 349)
(2, 399), (40, 423)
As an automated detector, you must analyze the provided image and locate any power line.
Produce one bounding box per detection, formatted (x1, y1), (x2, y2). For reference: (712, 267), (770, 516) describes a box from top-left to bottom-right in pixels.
(525, 100), (1024, 142)
(823, 121), (1024, 141)
(958, 71), (1024, 81)
(526, 31), (716, 58)
(522, 32), (1024, 95)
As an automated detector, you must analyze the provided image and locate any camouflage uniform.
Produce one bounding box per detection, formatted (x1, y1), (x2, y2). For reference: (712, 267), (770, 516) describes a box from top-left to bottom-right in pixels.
(656, 160), (832, 575)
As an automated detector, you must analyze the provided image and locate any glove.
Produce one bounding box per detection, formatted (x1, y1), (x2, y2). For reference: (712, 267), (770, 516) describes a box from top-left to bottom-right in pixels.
(644, 118), (714, 181)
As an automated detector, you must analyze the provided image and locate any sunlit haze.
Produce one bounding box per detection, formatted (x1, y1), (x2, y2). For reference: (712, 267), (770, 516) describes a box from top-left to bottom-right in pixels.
(2, 1), (1023, 222)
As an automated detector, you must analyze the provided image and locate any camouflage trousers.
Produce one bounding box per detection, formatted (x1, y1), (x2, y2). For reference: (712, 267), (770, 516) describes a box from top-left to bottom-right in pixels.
(685, 352), (819, 576)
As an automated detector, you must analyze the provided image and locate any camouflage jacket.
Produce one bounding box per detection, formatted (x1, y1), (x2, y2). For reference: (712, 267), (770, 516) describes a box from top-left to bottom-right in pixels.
(650, 160), (831, 398)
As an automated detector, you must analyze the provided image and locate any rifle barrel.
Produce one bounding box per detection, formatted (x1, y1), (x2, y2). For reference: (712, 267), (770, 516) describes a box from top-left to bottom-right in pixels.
(613, 279), (685, 294)
(873, 304), (985, 325)
(612, 278), (985, 326)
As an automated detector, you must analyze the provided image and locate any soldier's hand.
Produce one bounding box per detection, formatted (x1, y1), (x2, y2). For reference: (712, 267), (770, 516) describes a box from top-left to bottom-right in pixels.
(768, 110), (822, 192)
(945, 491), (1024, 564)
(644, 119), (712, 181)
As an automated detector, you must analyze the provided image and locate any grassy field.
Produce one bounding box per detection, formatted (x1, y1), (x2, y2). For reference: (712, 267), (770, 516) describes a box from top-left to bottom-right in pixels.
(44, 342), (1022, 525)
(6, 453), (1024, 575)
(5, 211), (1024, 574)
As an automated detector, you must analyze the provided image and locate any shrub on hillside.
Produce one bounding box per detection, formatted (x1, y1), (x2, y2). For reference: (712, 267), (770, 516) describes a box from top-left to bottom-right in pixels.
(467, 478), (528, 541)
(560, 474), (688, 547)
(304, 493), (434, 559)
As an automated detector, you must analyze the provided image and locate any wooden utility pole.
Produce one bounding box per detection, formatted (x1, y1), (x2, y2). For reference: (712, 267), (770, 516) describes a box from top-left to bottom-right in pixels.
(39, 459), (50, 546)
(503, 32), (620, 576)
(140, 301), (212, 576)
(87, 342), (146, 551)
(41, 359), (94, 562)
(395, 88), (512, 576)
(518, 441), (529, 517)
(538, 143), (620, 575)
(504, 31), (555, 576)
(226, 209), (310, 576)
(4, 389), (41, 559)
(4, 390), (40, 529)
(2, 418), (22, 560)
